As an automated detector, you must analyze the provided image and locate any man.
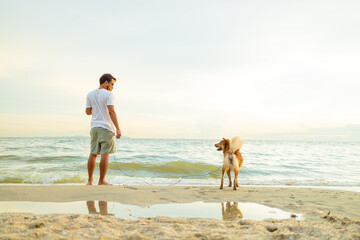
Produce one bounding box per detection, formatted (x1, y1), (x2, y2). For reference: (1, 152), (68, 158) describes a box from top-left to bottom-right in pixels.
(85, 73), (121, 185)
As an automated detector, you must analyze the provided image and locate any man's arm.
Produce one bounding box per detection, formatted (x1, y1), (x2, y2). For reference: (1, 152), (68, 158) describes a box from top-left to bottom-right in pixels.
(86, 108), (92, 115)
(107, 105), (121, 139)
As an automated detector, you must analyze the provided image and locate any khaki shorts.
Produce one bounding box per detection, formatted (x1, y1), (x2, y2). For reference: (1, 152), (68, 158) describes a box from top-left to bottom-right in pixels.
(90, 127), (116, 155)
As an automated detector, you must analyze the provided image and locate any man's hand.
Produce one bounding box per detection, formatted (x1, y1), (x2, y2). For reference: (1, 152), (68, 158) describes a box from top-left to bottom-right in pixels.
(86, 108), (92, 115)
(116, 129), (121, 139)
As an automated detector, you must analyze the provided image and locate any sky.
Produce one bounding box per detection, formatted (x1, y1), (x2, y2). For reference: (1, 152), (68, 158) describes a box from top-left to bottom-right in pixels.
(0, 0), (359, 140)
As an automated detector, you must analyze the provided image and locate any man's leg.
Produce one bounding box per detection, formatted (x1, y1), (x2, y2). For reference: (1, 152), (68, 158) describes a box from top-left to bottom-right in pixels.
(87, 154), (97, 185)
(99, 154), (112, 185)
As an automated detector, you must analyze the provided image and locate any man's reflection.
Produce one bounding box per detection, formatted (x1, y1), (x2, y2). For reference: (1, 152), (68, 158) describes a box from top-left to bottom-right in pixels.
(86, 201), (110, 215)
(221, 202), (243, 221)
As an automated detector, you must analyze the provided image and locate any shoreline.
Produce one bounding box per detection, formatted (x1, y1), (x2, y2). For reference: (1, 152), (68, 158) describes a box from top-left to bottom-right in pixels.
(1, 185), (359, 239)
(1, 183), (360, 193)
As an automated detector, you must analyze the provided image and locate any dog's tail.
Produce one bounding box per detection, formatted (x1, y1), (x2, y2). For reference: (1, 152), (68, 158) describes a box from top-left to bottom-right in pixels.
(230, 136), (242, 152)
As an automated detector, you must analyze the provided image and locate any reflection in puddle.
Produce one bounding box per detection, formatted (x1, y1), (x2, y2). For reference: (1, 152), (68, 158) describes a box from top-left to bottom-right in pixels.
(86, 201), (114, 216)
(0, 201), (302, 221)
(222, 202), (243, 221)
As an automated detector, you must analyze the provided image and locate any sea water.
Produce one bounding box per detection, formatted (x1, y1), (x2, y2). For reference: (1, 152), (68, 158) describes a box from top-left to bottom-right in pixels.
(0, 137), (359, 187)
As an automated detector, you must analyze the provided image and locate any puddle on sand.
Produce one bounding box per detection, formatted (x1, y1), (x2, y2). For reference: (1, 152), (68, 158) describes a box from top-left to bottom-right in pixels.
(0, 201), (302, 221)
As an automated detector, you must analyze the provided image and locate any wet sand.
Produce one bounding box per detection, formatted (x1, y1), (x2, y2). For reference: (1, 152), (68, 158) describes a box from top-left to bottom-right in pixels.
(0, 185), (359, 239)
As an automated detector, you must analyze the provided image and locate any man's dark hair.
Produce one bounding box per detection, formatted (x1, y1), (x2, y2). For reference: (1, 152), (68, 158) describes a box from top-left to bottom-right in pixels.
(99, 73), (116, 85)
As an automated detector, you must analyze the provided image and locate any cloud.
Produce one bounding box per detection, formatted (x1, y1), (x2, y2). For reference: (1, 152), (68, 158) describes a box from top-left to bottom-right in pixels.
(245, 124), (360, 142)
(0, 113), (88, 137)
(1, 1), (359, 138)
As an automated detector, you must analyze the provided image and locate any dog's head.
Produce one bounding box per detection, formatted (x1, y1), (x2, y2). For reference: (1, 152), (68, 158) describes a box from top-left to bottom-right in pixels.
(215, 138), (230, 152)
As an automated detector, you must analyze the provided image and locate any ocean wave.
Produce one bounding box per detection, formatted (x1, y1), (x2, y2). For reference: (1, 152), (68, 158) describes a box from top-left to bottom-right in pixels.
(0, 155), (85, 163)
(0, 174), (87, 184)
(0, 155), (21, 161)
(108, 160), (222, 178)
(118, 154), (183, 161)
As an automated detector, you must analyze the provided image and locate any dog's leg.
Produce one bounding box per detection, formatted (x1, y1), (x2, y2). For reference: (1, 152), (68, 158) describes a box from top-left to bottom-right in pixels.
(221, 202), (225, 220)
(235, 202), (243, 219)
(233, 169), (239, 190)
(235, 172), (239, 187)
(226, 170), (232, 187)
(220, 167), (225, 189)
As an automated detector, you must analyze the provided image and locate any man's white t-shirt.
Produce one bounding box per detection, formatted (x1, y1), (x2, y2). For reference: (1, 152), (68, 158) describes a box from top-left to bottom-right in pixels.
(86, 89), (116, 133)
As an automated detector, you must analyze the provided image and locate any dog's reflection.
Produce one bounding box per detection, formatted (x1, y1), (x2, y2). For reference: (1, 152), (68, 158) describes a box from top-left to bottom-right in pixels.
(221, 202), (243, 221)
(86, 201), (113, 216)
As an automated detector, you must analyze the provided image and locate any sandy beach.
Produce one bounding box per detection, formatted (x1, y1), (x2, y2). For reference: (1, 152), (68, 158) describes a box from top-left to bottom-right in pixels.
(0, 185), (359, 239)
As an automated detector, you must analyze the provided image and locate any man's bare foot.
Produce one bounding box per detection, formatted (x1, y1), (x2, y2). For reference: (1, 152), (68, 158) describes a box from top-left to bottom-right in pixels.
(98, 181), (112, 185)
(86, 180), (93, 185)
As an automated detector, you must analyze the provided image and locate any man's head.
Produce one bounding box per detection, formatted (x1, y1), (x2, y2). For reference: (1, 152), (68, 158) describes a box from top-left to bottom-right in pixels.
(99, 73), (117, 91)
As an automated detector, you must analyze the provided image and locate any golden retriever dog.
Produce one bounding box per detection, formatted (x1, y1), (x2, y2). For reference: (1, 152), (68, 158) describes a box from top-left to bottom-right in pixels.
(215, 137), (243, 190)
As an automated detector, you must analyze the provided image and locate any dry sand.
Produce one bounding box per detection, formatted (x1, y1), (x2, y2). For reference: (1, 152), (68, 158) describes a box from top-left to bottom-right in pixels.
(0, 185), (359, 239)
